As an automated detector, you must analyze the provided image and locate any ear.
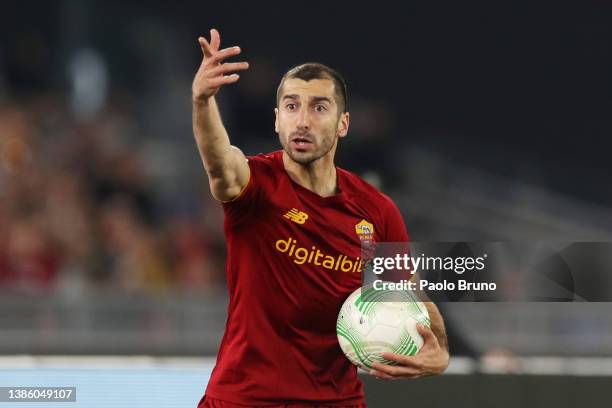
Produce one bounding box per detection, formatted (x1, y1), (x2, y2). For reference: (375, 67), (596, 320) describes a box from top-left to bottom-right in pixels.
(337, 112), (350, 138)
(274, 107), (279, 133)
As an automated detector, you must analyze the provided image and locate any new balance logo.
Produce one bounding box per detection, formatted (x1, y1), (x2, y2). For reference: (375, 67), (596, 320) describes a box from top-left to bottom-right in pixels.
(283, 208), (309, 225)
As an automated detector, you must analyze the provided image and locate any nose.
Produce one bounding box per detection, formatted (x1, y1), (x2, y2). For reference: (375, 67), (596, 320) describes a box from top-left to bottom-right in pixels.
(296, 107), (310, 131)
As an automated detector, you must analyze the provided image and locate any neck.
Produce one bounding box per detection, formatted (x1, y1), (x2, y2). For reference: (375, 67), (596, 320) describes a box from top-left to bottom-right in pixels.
(282, 150), (338, 197)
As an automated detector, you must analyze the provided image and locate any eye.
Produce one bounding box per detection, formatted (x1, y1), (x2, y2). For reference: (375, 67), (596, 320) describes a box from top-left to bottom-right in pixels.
(315, 104), (327, 112)
(286, 103), (297, 110)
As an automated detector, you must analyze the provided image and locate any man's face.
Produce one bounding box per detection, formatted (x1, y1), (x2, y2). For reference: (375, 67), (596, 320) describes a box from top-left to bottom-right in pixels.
(275, 78), (349, 165)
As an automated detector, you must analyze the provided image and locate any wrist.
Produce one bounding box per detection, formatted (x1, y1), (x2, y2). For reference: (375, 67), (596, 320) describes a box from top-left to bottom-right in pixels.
(192, 94), (213, 106)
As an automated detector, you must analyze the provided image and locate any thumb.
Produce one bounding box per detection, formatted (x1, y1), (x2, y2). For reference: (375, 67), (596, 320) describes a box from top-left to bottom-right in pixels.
(417, 323), (436, 344)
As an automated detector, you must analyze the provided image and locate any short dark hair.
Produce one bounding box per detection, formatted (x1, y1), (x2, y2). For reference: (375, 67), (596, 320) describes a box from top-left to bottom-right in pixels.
(276, 62), (348, 113)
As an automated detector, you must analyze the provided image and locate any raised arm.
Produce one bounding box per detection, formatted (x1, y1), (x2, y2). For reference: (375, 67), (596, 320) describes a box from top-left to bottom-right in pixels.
(192, 28), (250, 202)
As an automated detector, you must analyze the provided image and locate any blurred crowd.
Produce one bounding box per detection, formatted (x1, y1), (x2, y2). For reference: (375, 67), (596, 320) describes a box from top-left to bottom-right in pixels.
(0, 95), (227, 294)
(0, 14), (400, 295)
(0, 38), (400, 295)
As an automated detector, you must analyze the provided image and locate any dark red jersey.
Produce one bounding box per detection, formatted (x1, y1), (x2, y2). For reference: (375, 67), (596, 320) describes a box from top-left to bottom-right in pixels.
(204, 150), (408, 406)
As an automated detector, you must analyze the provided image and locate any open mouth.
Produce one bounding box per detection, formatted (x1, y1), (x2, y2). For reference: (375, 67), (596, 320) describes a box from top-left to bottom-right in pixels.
(291, 136), (314, 149)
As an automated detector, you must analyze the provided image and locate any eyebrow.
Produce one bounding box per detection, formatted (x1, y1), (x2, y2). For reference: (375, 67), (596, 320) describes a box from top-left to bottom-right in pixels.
(282, 94), (333, 104)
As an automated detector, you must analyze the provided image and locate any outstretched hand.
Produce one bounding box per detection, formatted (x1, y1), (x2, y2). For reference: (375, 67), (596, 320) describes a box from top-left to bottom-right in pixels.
(192, 28), (249, 102)
(370, 323), (449, 380)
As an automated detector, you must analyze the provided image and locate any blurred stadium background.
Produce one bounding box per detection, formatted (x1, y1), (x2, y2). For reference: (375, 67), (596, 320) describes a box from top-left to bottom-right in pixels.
(1, 1), (611, 407)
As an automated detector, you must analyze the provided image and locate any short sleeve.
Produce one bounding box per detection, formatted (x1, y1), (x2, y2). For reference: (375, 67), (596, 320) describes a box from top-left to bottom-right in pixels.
(382, 195), (409, 243)
(221, 154), (270, 224)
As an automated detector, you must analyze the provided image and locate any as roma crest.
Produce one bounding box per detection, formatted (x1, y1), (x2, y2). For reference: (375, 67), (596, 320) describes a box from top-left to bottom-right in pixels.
(355, 219), (374, 242)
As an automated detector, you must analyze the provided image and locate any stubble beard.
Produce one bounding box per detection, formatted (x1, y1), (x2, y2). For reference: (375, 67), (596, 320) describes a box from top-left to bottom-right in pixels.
(280, 130), (337, 166)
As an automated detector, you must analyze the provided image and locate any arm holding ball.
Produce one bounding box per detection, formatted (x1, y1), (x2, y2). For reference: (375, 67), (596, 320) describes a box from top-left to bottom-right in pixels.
(370, 301), (449, 380)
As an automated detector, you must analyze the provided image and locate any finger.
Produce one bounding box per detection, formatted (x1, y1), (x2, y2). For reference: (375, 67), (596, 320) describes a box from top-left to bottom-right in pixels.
(208, 74), (240, 87)
(381, 351), (410, 363)
(371, 362), (403, 376)
(416, 323), (438, 346)
(380, 352), (423, 368)
(209, 61), (249, 76)
(210, 28), (221, 51)
(372, 362), (420, 377)
(369, 369), (395, 380)
(198, 37), (213, 58)
(206, 46), (242, 65)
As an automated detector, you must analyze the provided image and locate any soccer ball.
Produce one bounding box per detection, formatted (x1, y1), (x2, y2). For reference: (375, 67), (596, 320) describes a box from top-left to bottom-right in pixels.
(336, 286), (430, 369)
